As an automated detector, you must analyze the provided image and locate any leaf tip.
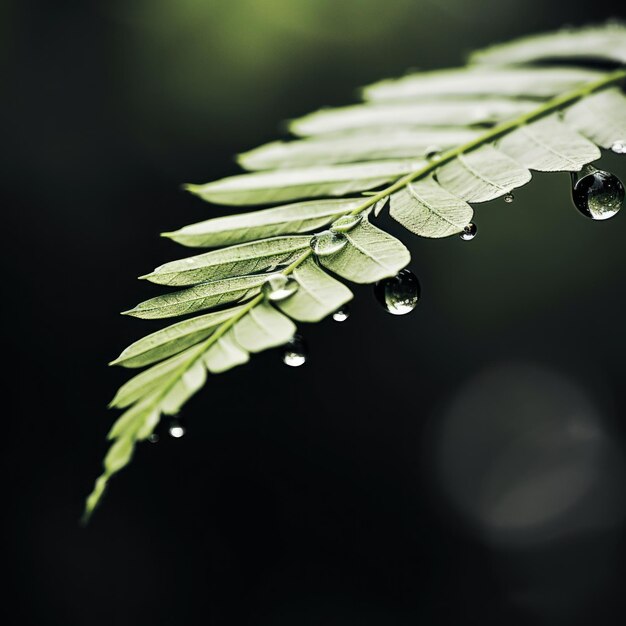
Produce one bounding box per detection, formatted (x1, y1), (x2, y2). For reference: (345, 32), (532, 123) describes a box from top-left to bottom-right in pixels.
(82, 475), (109, 525)
(183, 183), (202, 194)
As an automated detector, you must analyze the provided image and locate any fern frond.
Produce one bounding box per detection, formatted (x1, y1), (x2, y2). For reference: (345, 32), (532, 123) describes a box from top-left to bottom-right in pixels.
(85, 23), (626, 520)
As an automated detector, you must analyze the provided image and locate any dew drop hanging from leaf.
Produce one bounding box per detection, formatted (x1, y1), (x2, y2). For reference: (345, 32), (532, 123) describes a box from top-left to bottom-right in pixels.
(460, 223), (477, 241)
(504, 193), (515, 203)
(374, 269), (420, 315)
(262, 274), (299, 301)
(571, 164), (624, 220)
(611, 141), (626, 154)
(310, 230), (348, 256)
(282, 334), (307, 367)
(332, 306), (350, 322)
(168, 419), (186, 439)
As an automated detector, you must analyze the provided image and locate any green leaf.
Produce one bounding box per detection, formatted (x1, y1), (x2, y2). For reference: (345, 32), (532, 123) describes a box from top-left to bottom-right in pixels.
(498, 115), (601, 171)
(204, 330), (250, 374)
(123, 274), (266, 319)
(237, 128), (482, 170)
(163, 199), (362, 248)
(390, 176), (473, 238)
(110, 346), (200, 409)
(277, 257), (353, 322)
(88, 24), (626, 520)
(160, 360), (207, 415)
(563, 88), (626, 149)
(142, 236), (311, 286)
(110, 305), (247, 369)
(289, 99), (537, 136)
(104, 436), (134, 475)
(232, 301), (296, 352)
(436, 144), (532, 202)
(320, 215), (411, 283)
(107, 393), (160, 439)
(186, 160), (424, 206)
(363, 66), (604, 101)
(470, 22), (626, 66)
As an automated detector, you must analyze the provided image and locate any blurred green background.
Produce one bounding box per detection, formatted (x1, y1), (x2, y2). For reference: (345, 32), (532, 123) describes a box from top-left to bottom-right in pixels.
(3, 1), (626, 625)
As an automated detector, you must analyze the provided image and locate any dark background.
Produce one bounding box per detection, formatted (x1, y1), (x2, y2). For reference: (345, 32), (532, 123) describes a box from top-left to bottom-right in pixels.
(3, 1), (626, 624)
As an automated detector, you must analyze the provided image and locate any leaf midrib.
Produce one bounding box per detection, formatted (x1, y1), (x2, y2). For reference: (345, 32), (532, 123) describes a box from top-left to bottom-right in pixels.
(108, 67), (626, 475)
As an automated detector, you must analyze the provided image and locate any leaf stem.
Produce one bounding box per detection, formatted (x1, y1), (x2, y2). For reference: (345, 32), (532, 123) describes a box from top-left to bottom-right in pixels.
(124, 68), (626, 431)
(343, 67), (626, 218)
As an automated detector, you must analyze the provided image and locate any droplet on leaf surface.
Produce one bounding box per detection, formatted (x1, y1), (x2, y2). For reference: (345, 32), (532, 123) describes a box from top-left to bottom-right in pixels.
(310, 230), (348, 256)
(374, 268), (420, 315)
(331, 214), (362, 233)
(425, 146), (443, 161)
(261, 274), (299, 301)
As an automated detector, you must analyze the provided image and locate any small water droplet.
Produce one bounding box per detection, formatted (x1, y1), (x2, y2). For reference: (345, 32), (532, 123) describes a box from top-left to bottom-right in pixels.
(261, 274), (299, 301)
(282, 334), (307, 367)
(460, 223), (477, 241)
(571, 166), (624, 220)
(503, 193), (514, 203)
(310, 230), (348, 256)
(148, 433), (159, 444)
(331, 214), (362, 233)
(425, 146), (442, 160)
(332, 306), (350, 322)
(168, 420), (186, 439)
(374, 269), (420, 315)
(611, 140), (626, 154)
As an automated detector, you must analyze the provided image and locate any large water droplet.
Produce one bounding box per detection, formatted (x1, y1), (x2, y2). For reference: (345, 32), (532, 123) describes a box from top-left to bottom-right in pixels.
(374, 269), (421, 315)
(571, 166), (624, 220)
(331, 214), (362, 233)
(611, 141), (626, 154)
(261, 274), (299, 301)
(460, 223), (477, 241)
(503, 193), (514, 203)
(168, 419), (186, 439)
(282, 334), (307, 367)
(310, 230), (348, 256)
(332, 306), (350, 322)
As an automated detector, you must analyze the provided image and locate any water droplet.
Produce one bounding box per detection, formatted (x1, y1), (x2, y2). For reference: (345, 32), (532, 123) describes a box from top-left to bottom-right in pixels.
(282, 334), (307, 367)
(571, 166), (624, 220)
(261, 274), (299, 301)
(332, 306), (350, 322)
(611, 140), (626, 154)
(331, 214), (362, 233)
(374, 269), (420, 315)
(168, 420), (186, 439)
(148, 433), (159, 444)
(460, 223), (477, 241)
(425, 146), (442, 160)
(503, 193), (514, 203)
(310, 230), (347, 256)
